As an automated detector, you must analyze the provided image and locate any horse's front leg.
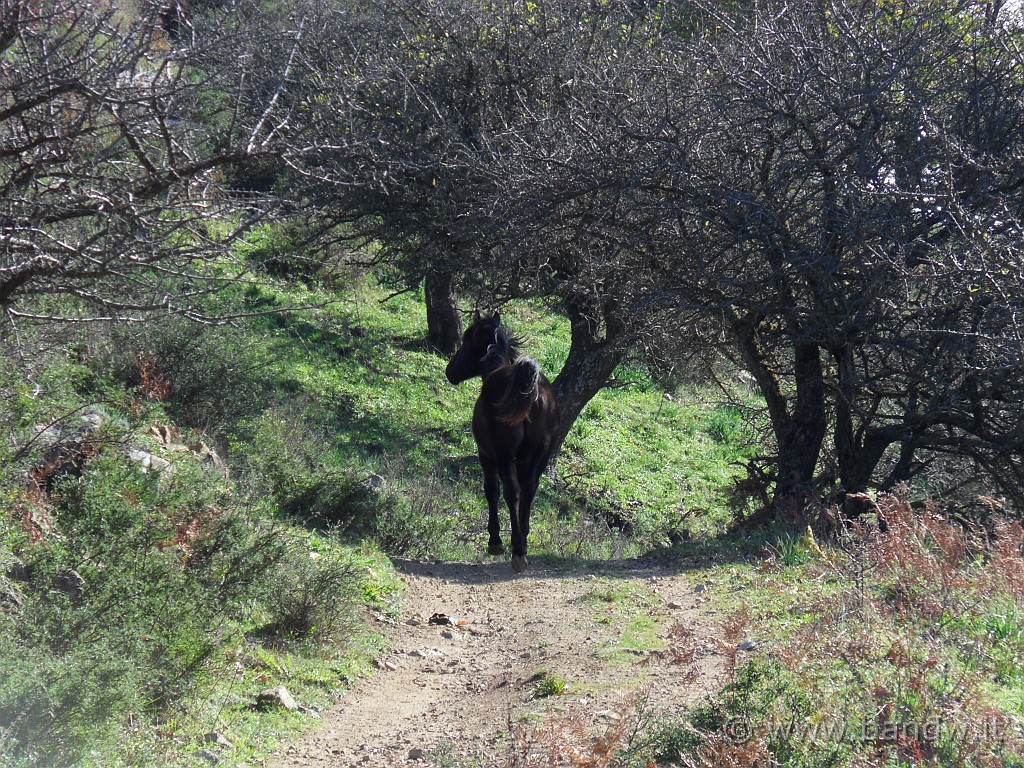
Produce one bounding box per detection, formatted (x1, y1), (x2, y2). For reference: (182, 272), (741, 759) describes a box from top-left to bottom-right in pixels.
(499, 463), (527, 572)
(480, 456), (504, 555)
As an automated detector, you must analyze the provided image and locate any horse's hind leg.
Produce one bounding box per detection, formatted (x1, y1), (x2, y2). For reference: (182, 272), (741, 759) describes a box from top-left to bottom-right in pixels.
(518, 460), (545, 541)
(480, 456), (504, 555)
(499, 463), (528, 572)
(516, 452), (552, 560)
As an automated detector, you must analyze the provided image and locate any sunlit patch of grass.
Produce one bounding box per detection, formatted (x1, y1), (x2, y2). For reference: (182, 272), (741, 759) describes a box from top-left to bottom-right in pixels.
(575, 580), (668, 663)
(558, 383), (760, 544)
(620, 614), (665, 653)
(533, 672), (567, 699)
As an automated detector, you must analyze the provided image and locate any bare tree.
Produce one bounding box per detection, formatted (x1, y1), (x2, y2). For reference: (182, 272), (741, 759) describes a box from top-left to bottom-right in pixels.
(646, 0), (1024, 514)
(303, 0), (691, 449)
(0, 0), (314, 326)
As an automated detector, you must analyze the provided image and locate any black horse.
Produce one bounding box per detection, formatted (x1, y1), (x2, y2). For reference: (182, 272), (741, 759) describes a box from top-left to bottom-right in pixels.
(445, 312), (559, 572)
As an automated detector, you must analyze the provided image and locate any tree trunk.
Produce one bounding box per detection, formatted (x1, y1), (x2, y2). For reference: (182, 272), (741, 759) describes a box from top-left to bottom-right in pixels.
(550, 298), (625, 458)
(773, 340), (828, 507)
(832, 345), (901, 517)
(424, 270), (462, 356)
(833, 345), (881, 496)
(731, 312), (827, 519)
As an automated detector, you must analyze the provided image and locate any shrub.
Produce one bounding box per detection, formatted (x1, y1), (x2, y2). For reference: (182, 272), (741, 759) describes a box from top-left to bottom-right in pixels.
(0, 450), (286, 765)
(239, 222), (321, 281)
(688, 657), (811, 734)
(106, 319), (277, 439)
(237, 220), (358, 286)
(237, 409), (378, 526)
(364, 458), (472, 559)
(262, 543), (360, 641)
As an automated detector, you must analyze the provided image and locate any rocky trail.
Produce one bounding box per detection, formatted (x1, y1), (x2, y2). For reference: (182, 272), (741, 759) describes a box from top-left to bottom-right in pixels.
(270, 556), (730, 768)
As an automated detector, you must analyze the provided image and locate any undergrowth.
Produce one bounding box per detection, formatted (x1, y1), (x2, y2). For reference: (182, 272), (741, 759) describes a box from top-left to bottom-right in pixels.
(631, 490), (1024, 768)
(0, 305), (399, 767)
(15, 230), (1019, 767)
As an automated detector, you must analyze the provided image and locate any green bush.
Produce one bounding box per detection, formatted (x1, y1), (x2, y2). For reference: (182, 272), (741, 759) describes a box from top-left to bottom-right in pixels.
(0, 451), (286, 766)
(364, 459), (472, 559)
(237, 221), (356, 286)
(660, 657), (819, 767)
(262, 543), (360, 641)
(237, 410), (378, 526)
(100, 319), (277, 439)
(238, 222), (319, 281)
(639, 718), (705, 766)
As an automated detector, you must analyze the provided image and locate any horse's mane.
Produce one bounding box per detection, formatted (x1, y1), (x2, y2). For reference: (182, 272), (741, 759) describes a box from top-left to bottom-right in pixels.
(498, 326), (525, 361)
(478, 324), (540, 424)
(495, 356), (542, 426)
(482, 325), (524, 366)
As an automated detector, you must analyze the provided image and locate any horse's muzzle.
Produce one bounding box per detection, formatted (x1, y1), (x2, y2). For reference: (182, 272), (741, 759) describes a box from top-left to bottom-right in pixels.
(444, 359), (462, 385)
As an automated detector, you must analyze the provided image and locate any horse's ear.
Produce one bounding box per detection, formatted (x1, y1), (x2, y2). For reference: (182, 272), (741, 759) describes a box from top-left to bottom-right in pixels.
(473, 309), (482, 323)
(492, 311), (501, 327)
(490, 328), (509, 353)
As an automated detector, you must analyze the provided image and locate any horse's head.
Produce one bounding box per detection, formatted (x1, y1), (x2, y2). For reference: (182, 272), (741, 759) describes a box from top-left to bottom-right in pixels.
(445, 311), (505, 385)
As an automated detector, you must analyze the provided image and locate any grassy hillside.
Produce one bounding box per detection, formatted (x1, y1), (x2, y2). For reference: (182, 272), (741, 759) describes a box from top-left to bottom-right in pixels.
(169, 261), (759, 560)
(0, 250), (755, 767)
(2, 246), (1022, 767)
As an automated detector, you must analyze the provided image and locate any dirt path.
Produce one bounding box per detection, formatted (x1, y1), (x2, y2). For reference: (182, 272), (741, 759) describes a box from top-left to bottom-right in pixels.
(270, 556), (729, 767)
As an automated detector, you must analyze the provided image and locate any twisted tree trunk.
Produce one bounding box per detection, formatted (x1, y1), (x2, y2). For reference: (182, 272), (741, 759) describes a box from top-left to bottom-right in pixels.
(550, 297), (625, 459)
(731, 312), (827, 520)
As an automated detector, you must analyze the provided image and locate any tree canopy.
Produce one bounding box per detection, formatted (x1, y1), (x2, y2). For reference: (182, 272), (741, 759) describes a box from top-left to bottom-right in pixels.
(303, 0), (1024, 513)
(7, 0), (1024, 517)
(656, 0), (1024, 511)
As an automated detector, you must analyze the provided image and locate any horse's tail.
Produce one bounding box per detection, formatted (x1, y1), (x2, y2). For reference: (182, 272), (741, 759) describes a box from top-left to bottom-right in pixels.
(495, 356), (541, 425)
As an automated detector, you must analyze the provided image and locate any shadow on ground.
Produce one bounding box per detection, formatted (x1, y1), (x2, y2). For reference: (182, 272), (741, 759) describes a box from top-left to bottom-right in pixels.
(390, 538), (761, 585)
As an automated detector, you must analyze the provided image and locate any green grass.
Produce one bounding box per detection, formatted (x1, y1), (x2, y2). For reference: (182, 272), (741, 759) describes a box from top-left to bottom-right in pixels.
(16, 241), (1023, 768)
(576, 580), (668, 663)
(557, 375), (759, 544)
(0, 250), (766, 765)
(532, 673), (567, 699)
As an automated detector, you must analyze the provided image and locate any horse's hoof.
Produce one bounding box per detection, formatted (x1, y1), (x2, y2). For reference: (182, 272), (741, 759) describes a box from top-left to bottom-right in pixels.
(487, 543), (506, 556)
(511, 555), (529, 573)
